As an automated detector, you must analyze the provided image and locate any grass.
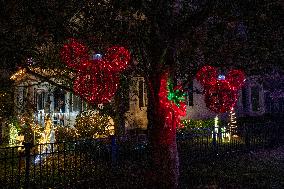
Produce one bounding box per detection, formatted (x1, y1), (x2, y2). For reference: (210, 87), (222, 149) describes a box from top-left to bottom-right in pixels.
(179, 145), (284, 188)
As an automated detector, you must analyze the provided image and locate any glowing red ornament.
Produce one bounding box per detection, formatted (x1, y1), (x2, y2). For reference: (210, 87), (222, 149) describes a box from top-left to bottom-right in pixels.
(196, 65), (218, 87)
(60, 38), (131, 104)
(204, 80), (238, 113)
(104, 46), (131, 73)
(196, 66), (245, 113)
(60, 38), (89, 70)
(226, 69), (246, 90)
(73, 71), (120, 104)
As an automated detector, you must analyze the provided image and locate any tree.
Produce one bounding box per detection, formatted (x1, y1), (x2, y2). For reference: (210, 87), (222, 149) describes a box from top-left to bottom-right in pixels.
(1, 0), (283, 187)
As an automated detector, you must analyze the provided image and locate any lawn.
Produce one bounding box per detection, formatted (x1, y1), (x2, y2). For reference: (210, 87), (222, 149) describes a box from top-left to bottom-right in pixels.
(179, 145), (284, 188)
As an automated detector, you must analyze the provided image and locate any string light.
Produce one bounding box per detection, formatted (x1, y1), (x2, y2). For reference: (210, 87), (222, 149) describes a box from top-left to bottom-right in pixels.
(60, 38), (89, 71)
(92, 53), (102, 60)
(196, 66), (245, 113)
(167, 78), (186, 107)
(60, 38), (131, 104)
(218, 74), (226, 80)
(74, 110), (115, 139)
(9, 122), (19, 146)
(196, 65), (218, 87)
(158, 72), (187, 144)
(10, 68), (26, 81)
(228, 107), (238, 140)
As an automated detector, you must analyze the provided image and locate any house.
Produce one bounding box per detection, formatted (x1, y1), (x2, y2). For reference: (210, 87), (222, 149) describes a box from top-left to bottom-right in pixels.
(11, 68), (88, 128)
(188, 75), (283, 120)
(9, 67), (284, 136)
(10, 68), (149, 133)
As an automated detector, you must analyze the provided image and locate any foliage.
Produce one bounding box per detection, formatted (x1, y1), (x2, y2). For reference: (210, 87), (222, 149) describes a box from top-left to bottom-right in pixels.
(0, 88), (14, 118)
(55, 126), (77, 142)
(178, 118), (229, 136)
(1, 1), (282, 82)
(74, 110), (115, 139)
(16, 115), (35, 143)
(181, 118), (225, 130)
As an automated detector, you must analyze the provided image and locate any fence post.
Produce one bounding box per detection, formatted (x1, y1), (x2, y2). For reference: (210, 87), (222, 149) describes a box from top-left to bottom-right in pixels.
(24, 142), (32, 189)
(212, 126), (217, 154)
(111, 135), (117, 167)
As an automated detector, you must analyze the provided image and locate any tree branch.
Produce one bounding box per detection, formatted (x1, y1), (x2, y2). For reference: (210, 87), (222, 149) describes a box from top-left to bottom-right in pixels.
(25, 68), (73, 93)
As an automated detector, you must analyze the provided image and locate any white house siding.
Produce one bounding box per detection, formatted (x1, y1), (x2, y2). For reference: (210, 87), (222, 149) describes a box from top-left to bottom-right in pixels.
(13, 73), (273, 132)
(186, 77), (267, 121)
(186, 79), (226, 120)
(124, 77), (148, 130)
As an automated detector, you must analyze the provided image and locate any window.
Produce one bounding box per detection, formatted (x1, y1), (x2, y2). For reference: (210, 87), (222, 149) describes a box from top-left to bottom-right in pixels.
(54, 88), (65, 113)
(264, 92), (272, 113)
(34, 91), (37, 109)
(71, 93), (81, 112)
(242, 88), (248, 111)
(37, 92), (45, 110)
(251, 86), (260, 112)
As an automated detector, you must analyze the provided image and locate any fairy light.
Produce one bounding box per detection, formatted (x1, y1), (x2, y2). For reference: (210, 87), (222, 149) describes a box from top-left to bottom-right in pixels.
(60, 38), (89, 70)
(212, 115), (219, 139)
(228, 107), (238, 140)
(92, 53), (102, 60)
(60, 38), (131, 104)
(74, 110), (115, 139)
(218, 74), (226, 80)
(10, 69), (26, 81)
(196, 66), (245, 113)
(9, 122), (19, 146)
(158, 72), (187, 144)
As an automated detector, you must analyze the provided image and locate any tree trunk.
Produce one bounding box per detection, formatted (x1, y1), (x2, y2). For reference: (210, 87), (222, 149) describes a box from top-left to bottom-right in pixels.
(147, 73), (180, 188)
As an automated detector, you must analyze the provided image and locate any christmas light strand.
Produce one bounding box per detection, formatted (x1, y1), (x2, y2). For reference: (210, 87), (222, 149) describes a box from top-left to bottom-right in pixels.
(60, 38), (131, 104)
(196, 66), (245, 113)
(158, 72), (187, 128)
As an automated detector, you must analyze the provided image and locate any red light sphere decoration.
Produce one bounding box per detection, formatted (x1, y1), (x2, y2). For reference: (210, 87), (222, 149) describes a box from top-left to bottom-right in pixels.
(196, 66), (245, 113)
(60, 38), (131, 104)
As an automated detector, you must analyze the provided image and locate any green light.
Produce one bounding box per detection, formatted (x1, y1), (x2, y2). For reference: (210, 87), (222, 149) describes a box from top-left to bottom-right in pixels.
(167, 78), (186, 107)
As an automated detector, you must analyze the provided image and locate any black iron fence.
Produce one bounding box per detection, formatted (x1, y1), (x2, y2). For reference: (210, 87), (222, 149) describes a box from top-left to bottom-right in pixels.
(0, 122), (283, 188)
(177, 122), (284, 162)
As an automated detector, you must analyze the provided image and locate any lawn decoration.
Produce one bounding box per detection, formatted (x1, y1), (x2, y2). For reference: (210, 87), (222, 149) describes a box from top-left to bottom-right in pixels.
(60, 38), (130, 104)
(196, 66), (245, 113)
